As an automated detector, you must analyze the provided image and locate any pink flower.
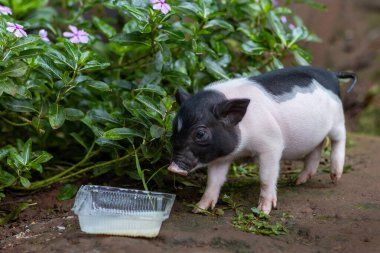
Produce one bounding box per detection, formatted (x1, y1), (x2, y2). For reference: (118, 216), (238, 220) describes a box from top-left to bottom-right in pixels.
(280, 16), (287, 24)
(39, 29), (50, 42)
(289, 24), (296, 30)
(0, 5), (12, 15)
(150, 0), (171, 14)
(6, 22), (27, 38)
(63, 25), (89, 44)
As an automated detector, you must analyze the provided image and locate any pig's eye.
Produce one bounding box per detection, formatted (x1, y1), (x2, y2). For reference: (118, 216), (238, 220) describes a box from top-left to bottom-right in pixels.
(193, 127), (210, 145)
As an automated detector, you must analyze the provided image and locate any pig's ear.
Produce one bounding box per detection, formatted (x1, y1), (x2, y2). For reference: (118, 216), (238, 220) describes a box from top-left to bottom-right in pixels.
(213, 99), (250, 126)
(175, 90), (191, 105)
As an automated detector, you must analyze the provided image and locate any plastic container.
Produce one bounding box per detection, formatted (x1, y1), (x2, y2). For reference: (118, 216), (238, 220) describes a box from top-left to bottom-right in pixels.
(72, 185), (175, 237)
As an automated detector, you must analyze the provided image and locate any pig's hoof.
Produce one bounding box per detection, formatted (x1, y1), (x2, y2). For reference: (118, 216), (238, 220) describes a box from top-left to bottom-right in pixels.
(330, 172), (341, 184)
(296, 172), (312, 185)
(192, 199), (216, 213)
(258, 197), (277, 215)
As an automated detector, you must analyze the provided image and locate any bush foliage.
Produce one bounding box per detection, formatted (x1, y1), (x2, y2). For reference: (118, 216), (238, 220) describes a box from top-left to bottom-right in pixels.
(0, 0), (322, 197)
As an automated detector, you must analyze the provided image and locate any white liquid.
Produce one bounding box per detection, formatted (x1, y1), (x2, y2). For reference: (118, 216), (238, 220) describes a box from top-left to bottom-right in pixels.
(78, 215), (164, 237)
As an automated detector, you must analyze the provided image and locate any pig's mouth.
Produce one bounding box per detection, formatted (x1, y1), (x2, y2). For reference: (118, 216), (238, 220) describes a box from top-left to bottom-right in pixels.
(168, 162), (189, 176)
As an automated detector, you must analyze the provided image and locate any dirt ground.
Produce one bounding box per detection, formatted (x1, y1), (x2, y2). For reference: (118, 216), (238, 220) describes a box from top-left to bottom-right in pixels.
(1, 133), (380, 253)
(2, 1), (380, 253)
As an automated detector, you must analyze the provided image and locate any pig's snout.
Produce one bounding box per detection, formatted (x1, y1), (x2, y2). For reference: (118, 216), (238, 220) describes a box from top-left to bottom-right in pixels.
(168, 162), (189, 176)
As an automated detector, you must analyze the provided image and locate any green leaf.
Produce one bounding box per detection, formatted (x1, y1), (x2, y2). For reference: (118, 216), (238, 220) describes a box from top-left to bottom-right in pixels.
(111, 32), (151, 46)
(1, 98), (36, 112)
(163, 71), (192, 86)
(0, 148), (9, 161)
(48, 103), (65, 129)
(118, 3), (148, 22)
(84, 81), (111, 92)
(270, 57), (284, 69)
(293, 50), (309, 66)
(63, 42), (80, 63)
(135, 84), (167, 96)
(10, 152), (24, 168)
(87, 109), (119, 125)
(161, 28), (186, 42)
(46, 48), (75, 69)
(0, 61), (28, 77)
(267, 11), (287, 46)
(150, 124), (165, 139)
(11, 49), (44, 60)
(64, 108), (85, 121)
(299, 0), (327, 10)
(0, 78), (17, 96)
(29, 162), (43, 173)
(242, 41), (267, 55)
(20, 176), (31, 188)
(203, 58), (229, 79)
(136, 94), (164, 117)
(9, 36), (40, 51)
(32, 151), (53, 164)
(81, 60), (111, 71)
(57, 184), (78, 201)
(174, 2), (203, 19)
(70, 133), (88, 150)
(103, 128), (144, 140)
(22, 139), (32, 165)
(204, 19), (234, 32)
(37, 55), (63, 79)
(0, 169), (16, 187)
(92, 16), (116, 38)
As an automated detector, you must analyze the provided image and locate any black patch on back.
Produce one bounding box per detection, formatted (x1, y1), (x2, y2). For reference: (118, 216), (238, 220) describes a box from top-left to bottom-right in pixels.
(249, 66), (340, 98)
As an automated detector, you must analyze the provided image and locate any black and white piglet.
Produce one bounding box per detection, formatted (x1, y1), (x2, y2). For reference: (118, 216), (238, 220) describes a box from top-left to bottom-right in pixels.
(168, 66), (357, 214)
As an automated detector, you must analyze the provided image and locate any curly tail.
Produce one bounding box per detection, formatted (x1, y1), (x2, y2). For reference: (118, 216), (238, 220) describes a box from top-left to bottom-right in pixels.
(335, 71), (358, 93)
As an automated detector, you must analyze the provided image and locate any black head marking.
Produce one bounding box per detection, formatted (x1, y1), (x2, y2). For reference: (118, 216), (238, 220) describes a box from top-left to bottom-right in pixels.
(171, 90), (245, 171)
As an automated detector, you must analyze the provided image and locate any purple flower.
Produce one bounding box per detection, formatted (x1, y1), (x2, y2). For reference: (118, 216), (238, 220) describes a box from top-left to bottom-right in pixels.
(0, 5), (12, 15)
(280, 16), (287, 24)
(289, 24), (296, 30)
(39, 29), (50, 42)
(150, 0), (171, 14)
(272, 0), (279, 7)
(63, 25), (89, 44)
(6, 22), (27, 38)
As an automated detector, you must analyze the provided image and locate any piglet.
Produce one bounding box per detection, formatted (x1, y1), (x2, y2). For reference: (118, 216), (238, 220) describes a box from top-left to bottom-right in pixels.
(168, 66), (357, 214)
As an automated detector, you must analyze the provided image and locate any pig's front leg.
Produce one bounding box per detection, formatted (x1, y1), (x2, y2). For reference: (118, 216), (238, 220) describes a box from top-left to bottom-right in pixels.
(258, 151), (282, 214)
(193, 160), (231, 213)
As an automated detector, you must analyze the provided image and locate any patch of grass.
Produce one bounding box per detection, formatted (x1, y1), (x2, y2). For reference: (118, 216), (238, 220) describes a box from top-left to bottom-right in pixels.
(230, 163), (259, 178)
(188, 194), (291, 236)
(223, 195), (289, 236)
(232, 208), (288, 236)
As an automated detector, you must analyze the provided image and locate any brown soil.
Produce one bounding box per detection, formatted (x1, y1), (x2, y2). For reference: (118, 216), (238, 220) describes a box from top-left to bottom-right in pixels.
(1, 134), (380, 253)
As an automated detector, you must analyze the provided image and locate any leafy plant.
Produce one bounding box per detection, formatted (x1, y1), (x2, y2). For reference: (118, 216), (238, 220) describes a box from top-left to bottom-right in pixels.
(0, 0), (322, 197)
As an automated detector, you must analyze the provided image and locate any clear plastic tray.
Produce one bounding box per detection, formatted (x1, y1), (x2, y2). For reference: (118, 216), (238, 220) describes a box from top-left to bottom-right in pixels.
(72, 185), (175, 237)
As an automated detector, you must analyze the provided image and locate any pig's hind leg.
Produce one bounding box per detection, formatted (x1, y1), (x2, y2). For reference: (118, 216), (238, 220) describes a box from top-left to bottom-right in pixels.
(296, 140), (325, 185)
(329, 124), (346, 183)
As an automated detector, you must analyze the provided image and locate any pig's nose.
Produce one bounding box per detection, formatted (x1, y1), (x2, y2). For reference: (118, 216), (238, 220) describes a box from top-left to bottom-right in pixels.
(168, 162), (188, 176)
